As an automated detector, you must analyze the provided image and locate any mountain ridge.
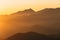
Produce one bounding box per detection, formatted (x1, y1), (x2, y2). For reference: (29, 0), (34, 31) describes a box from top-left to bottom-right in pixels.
(10, 7), (60, 16)
(0, 7), (60, 39)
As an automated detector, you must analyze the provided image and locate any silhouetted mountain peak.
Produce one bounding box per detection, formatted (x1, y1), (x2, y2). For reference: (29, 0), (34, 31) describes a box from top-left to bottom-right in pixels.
(6, 32), (60, 40)
(24, 8), (34, 11)
(17, 8), (35, 13)
(37, 8), (55, 12)
(24, 8), (35, 12)
(10, 7), (60, 16)
(6, 32), (45, 40)
(37, 8), (60, 14)
(12, 8), (35, 15)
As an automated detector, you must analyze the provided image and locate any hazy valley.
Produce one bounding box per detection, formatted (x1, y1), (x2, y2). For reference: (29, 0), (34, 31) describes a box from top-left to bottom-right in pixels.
(0, 8), (60, 40)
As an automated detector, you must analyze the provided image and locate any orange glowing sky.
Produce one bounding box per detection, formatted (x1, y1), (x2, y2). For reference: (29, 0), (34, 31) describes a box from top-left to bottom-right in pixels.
(0, 0), (60, 15)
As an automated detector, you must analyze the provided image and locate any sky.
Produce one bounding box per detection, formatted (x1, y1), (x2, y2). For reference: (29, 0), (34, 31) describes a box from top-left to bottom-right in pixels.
(0, 0), (60, 15)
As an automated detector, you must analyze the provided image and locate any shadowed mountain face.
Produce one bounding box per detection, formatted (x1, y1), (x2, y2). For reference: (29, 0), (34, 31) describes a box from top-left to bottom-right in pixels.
(6, 32), (60, 40)
(0, 8), (60, 38)
(11, 8), (36, 16)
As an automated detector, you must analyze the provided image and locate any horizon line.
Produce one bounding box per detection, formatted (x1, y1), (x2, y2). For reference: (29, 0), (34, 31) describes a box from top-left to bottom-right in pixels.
(0, 7), (60, 15)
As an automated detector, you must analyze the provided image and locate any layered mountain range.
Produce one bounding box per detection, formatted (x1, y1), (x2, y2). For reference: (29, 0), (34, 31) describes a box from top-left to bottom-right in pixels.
(0, 8), (60, 38)
(6, 32), (60, 40)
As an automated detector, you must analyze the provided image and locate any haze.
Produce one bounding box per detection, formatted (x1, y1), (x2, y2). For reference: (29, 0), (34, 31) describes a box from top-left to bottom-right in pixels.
(0, 0), (60, 15)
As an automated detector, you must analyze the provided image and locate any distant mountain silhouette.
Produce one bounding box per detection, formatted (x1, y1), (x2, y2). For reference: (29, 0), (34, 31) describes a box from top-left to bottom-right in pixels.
(37, 8), (60, 14)
(9, 8), (60, 17)
(6, 32), (60, 40)
(11, 8), (36, 16)
(0, 8), (60, 39)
